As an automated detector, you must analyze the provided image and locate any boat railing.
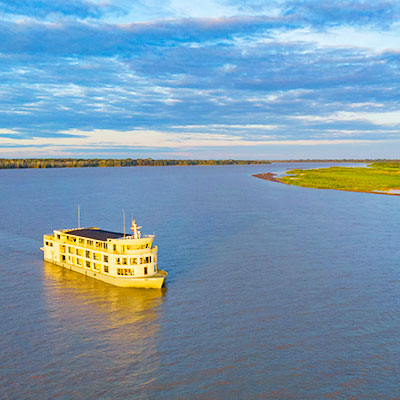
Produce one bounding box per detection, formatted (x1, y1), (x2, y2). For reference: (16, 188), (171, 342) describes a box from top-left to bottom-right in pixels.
(109, 246), (158, 255)
(52, 238), (157, 255)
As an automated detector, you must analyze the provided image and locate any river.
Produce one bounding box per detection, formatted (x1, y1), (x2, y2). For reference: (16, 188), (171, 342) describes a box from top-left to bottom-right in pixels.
(1, 163), (399, 399)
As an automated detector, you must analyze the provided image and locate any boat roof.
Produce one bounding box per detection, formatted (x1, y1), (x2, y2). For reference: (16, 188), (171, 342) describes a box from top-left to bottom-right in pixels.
(65, 228), (124, 241)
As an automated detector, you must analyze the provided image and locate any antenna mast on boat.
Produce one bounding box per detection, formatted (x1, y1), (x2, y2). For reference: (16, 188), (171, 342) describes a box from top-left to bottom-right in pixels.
(78, 204), (80, 229)
(123, 209), (126, 238)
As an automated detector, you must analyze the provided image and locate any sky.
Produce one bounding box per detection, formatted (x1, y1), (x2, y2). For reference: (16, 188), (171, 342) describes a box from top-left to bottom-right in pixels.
(1, 0), (400, 159)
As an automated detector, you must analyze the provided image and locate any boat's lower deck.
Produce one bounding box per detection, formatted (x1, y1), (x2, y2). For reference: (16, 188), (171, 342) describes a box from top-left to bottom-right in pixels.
(44, 257), (167, 289)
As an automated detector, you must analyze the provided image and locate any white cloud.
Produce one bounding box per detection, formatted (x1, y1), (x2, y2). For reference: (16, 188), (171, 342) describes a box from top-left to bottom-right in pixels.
(272, 26), (400, 53)
(0, 129), (18, 135)
(294, 110), (400, 126)
(171, 124), (278, 130)
(349, 103), (385, 108)
(169, 0), (237, 19)
(0, 128), (391, 156)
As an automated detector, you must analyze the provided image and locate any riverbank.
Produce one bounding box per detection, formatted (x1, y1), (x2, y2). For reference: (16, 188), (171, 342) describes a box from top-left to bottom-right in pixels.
(252, 172), (283, 183)
(253, 163), (400, 196)
(0, 158), (271, 169)
(1, 158), (397, 170)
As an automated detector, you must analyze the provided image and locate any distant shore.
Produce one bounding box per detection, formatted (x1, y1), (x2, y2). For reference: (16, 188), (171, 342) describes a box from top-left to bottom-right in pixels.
(0, 158), (271, 169)
(0, 158), (397, 170)
(253, 163), (400, 196)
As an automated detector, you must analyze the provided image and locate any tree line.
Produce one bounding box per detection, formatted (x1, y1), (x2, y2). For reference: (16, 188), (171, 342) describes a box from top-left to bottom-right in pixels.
(0, 158), (272, 169)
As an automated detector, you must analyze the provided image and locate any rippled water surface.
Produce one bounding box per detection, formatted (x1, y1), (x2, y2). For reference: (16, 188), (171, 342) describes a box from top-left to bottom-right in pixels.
(1, 163), (400, 399)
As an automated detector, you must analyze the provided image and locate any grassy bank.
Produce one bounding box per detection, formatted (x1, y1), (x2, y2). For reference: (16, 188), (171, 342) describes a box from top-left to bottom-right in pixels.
(280, 162), (400, 194)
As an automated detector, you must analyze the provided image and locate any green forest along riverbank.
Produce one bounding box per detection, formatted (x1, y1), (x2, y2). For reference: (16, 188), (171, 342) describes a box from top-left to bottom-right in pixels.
(0, 158), (271, 169)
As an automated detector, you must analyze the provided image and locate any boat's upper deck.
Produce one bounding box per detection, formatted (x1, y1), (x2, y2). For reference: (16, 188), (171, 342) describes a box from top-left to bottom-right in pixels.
(44, 219), (156, 256)
(65, 228), (124, 241)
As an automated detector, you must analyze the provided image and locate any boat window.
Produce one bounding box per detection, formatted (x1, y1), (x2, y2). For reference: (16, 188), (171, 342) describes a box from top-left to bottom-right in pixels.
(104, 265), (109, 273)
(130, 257), (137, 265)
(144, 267), (148, 275)
(113, 244), (116, 251)
(116, 257), (121, 265)
(117, 268), (134, 276)
(103, 255), (108, 263)
(61, 255), (66, 261)
(122, 258), (127, 265)
(86, 250), (90, 258)
(86, 261), (91, 268)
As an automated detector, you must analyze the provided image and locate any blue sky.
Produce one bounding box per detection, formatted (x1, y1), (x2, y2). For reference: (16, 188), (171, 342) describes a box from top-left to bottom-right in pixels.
(1, 0), (400, 159)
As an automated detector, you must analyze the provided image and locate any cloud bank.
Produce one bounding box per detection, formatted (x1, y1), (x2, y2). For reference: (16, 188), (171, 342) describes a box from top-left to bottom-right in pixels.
(1, 0), (400, 158)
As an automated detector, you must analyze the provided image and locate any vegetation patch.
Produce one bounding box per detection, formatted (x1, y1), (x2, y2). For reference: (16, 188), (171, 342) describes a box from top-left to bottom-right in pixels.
(280, 162), (400, 194)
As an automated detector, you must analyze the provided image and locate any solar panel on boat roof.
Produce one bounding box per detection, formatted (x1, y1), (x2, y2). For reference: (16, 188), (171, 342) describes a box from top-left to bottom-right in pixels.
(66, 228), (124, 241)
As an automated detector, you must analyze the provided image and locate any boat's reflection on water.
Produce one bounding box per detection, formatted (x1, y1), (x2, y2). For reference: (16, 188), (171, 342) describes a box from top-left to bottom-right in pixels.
(42, 261), (166, 389)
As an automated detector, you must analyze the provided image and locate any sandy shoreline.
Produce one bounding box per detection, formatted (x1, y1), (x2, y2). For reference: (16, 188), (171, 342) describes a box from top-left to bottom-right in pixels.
(252, 172), (400, 197)
(252, 172), (284, 184)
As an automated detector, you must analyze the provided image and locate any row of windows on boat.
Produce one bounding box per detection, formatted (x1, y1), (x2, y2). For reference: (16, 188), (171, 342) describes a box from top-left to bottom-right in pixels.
(60, 255), (156, 276)
(53, 236), (150, 250)
(59, 246), (154, 264)
(116, 267), (153, 276)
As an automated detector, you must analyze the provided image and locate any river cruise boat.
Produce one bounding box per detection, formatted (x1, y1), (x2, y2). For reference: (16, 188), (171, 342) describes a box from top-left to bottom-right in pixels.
(41, 220), (167, 289)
